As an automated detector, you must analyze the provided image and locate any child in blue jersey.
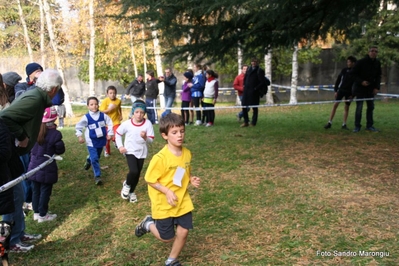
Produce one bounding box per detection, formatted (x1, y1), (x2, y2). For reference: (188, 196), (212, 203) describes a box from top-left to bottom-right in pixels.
(75, 97), (114, 185)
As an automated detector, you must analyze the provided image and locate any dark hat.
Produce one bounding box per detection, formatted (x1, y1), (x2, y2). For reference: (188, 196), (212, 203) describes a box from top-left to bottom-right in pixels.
(183, 71), (193, 80)
(2, 72), (22, 87)
(132, 99), (146, 113)
(25, 63), (43, 77)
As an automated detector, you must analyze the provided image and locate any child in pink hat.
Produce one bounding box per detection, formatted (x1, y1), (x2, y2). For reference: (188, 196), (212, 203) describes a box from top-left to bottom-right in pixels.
(27, 106), (65, 223)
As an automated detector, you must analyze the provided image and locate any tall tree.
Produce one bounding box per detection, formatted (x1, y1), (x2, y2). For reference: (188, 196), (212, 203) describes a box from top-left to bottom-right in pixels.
(88, 0), (95, 96)
(119, 0), (380, 63)
(289, 44), (298, 104)
(42, 0), (73, 116)
(265, 50), (273, 104)
(16, 0), (33, 61)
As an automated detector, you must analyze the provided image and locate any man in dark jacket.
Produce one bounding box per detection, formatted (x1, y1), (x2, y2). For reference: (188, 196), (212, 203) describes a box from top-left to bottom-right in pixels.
(241, 58), (266, 127)
(125, 74), (145, 103)
(351, 46), (381, 133)
(1, 69), (62, 252)
(324, 56), (357, 130)
(159, 68), (177, 118)
(126, 74), (145, 118)
(145, 70), (160, 124)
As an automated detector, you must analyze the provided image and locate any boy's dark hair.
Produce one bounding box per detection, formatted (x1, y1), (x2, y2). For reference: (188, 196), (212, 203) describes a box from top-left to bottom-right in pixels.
(347, 56), (357, 63)
(159, 113), (185, 136)
(107, 85), (117, 93)
(146, 70), (155, 77)
(87, 96), (99, 105)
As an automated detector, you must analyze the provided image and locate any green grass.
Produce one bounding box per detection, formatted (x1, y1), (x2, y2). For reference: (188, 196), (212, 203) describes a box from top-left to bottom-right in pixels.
(9, 100), (399, 265)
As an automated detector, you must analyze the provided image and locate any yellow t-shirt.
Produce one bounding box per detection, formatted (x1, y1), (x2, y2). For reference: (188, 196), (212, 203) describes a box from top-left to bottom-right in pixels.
(99, 97), (121, 126)
(145, 145), (194, 219)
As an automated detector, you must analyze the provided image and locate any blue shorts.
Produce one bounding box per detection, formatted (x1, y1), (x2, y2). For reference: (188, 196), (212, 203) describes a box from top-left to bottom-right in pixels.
(155, 212), (193, 240)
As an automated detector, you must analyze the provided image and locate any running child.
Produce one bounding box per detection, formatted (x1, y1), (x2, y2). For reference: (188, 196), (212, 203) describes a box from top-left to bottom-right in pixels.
(135, 113), (201, 266)
(75, 97), (113, 185)
(115, 100), (154, 203)
(99, 85), (122, 157)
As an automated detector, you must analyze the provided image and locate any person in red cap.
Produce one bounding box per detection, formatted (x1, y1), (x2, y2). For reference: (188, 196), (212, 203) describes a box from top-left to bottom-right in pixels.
(27, 106), (65, 223)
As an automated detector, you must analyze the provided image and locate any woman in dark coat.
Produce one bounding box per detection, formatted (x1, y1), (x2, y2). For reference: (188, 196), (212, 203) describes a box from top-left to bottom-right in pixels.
(0, 118), (15, 215)
(28, 107), (65, 222)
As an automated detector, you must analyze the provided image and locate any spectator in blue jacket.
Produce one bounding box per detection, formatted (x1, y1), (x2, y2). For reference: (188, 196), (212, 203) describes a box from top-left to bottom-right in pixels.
(187, 64), (205, 126)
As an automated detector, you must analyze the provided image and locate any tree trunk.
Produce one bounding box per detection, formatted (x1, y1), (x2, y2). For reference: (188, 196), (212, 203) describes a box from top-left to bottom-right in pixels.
(42, 0), (73, 117)
(265, 50), (273, 104)
(38, 0), (46, 68)
(236, 46), (243, 105)
(88, 0), (95, 96)
(289, 44), (298, 104)
(129, 20), (138, 78)
(141, 24), (147, 74)
(16, 0), (34, 62)
(152, 27), (164, 109)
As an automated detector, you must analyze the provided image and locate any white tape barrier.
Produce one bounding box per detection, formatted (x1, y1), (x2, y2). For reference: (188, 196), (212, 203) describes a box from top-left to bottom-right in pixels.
(0, 155), (55, 193)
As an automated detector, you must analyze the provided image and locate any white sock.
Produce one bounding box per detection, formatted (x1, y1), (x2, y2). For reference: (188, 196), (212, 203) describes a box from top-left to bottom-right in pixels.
(165, 258), (176, 265)
(144, 220), (154, 231)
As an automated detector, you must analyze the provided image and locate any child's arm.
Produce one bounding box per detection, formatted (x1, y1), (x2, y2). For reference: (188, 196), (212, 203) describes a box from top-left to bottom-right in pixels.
(104, 114), (114, 140)
(75, 116), (88, 144)
(148, 182), (178, 207)
(118, 103), (123, 121)
(115, 128), (126, 154)
(190, 176), (201, 188)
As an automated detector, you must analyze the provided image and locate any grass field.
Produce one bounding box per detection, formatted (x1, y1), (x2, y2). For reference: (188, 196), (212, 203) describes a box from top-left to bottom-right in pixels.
(8, 99), (399, 265)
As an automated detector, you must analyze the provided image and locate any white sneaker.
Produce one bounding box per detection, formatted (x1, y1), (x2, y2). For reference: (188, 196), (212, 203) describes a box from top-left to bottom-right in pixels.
(195, 120), (202, 126)
(129, 192), (138, 203)
(38, 213), (57, 223)
(104, 151), (110, 157)
(23, 202), (33, 211)
(121, 181), (130, 200)
(33, 213), (39, 221)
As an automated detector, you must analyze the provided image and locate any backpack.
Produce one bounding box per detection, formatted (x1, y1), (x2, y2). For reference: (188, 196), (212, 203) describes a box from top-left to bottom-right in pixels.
(257, 68), (271, 98)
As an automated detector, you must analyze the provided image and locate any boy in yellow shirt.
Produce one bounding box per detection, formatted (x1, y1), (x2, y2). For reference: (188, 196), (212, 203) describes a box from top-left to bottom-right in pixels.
(135, 113), (201, 266)
(99, 86), (122, 157)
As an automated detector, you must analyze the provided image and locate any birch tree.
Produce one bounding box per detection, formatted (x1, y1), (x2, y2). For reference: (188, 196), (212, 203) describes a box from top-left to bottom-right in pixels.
(38, 0), (46, 67)
(88, 0), (95, 96)
(129, 20), (138, 77)
(42, 0), (73, 116)
(236, 46), (243, 105)
(16, 0), (34, 62)
(141, 24), (147, 74)
(289, 44), (298, 104)
(265, 50), (273, 104)
(152, 27), (164, 108)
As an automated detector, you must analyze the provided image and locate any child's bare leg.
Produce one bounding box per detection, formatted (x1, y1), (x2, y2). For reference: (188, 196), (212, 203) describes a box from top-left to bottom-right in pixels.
(169, 225), (188, 259)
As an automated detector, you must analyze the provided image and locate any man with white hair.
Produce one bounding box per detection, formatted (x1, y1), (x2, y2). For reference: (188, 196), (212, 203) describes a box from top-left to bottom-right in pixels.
(1, 68), (62, 252)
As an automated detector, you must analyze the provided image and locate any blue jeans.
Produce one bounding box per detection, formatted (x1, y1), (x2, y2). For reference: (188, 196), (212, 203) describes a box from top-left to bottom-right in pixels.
(145, 98), (158, 124)
(2, 182), (25, 245)
(87, 146), (103, 178)
(355, 97), (374, 128)
(238, 95), (250, 119)
(32, 181), (53, 217)
(20, 153), (32, 203)
(161, 95), (175, 118)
